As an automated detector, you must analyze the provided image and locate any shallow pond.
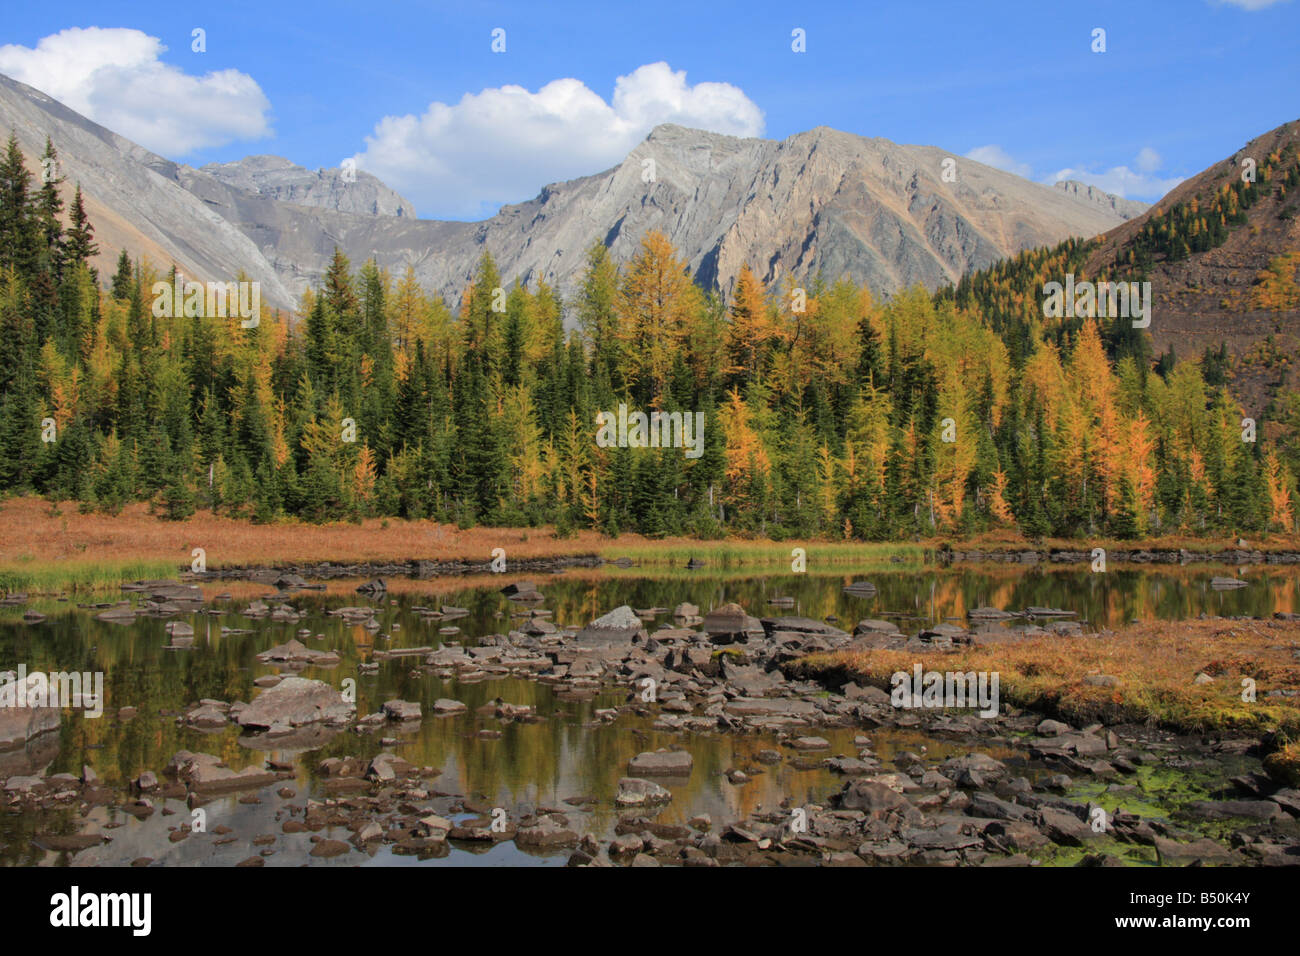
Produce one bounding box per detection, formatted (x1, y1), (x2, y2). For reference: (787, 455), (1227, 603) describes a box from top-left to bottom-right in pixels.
(1, 564), (1296, 866)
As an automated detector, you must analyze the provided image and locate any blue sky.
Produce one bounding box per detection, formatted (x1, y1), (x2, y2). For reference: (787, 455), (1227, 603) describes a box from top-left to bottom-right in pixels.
(2, 0), (1297, 219)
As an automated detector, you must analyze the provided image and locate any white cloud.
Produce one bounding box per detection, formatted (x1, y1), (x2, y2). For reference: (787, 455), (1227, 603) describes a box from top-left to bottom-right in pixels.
(353, 62), (764, 219)
(967, 143), (1182, 202)
(1213, 0), (1289, 10)
(1049, 150), (1184, 202)
(965, 144), (1033, 178)
(0, 27), (271, 155)
(1135, 147), (1162, 174)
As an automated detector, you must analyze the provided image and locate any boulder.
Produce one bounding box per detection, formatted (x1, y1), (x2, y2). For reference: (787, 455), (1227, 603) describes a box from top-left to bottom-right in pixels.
(616, 777), (673, 806)
(381, 699), (422, 721)
(838, 780), (907, 813)
(702, 603), (764, 642)
(576, 605), (644, 645)
(235, 677), (354, 729)
(0, 672), (61, 750)
(256, 638), (339, 666)
(628, 749), (693, 776)
(515, 815), (579, 847)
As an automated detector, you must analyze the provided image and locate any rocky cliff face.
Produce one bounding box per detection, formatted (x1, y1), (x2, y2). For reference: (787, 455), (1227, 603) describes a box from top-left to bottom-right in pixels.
(0, 72), (296, 309)
(0, 70), (1141, 313)
(1053, 180), (1149, 221)
(198, 155), (416, 218)
(173, 123), (1140, 310)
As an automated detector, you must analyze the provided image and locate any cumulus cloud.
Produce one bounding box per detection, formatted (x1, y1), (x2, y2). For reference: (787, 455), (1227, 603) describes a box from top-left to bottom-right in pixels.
(965, 144), (1033, 178)
(0, 27), (271, 155)
(352, 62), (764, 219)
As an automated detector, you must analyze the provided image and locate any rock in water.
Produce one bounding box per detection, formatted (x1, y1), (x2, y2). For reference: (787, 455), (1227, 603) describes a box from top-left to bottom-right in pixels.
(576, 605), (644, 645)
(0, 672), (60, 749)
(628, 749), (693, 776)
(1210, 576), (1248, 590)
(236, 677), (354, 729)
(702, 603), (764, 642)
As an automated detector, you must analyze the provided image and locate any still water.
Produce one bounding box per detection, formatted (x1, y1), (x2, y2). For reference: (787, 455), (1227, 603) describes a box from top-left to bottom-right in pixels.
(0, 565), (1294, 866)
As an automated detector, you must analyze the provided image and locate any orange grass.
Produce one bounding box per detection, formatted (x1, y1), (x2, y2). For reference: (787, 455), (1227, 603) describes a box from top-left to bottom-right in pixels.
(795, 618), (1300, 736)
(0, 498), (613, 571)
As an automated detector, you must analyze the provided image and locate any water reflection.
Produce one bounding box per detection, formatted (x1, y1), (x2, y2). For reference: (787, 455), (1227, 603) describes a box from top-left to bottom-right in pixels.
(1, 564), (1295, 865)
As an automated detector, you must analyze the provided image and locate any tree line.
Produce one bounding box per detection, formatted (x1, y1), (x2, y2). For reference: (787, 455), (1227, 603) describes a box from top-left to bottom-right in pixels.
(0, 131), (1296, 540)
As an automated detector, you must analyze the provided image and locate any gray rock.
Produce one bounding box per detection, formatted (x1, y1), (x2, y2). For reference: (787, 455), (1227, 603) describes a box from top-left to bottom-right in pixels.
(0, 673), (61, 749)
(576, 605), (644, 645)
(616, 777), (673, 806)
(381, 699), (421, 721)
(838, 780), (907, 813)
(235, 677), (354, 729)
(628, 749), (693, 776)
(515, 815), (579, 847)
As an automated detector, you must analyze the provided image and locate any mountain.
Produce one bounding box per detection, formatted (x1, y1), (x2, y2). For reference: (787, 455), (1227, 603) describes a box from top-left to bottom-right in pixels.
(1053, 180), (1149, 221)
(180, 123), (1143, 309)
(1079, 118), (1300, 416)
(199, 155), (416, 218)
(0, 70), (1142, 313)
(0, 72), (296, 309)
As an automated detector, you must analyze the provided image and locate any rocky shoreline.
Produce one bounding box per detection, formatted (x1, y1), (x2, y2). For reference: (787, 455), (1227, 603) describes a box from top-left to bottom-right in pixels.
(168, 547), (1300, 584)
(3, 579), (1298, 866)
(189, 554), (607, 582)
(941, 546), (1300, 565)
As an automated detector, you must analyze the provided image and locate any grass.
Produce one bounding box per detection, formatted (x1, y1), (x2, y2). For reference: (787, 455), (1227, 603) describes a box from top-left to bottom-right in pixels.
(1264, 742), (1300, 786)
(930, 528), (1300, 554)
(2, 492), (1298, 594)
(0, 557), (179, 595)
(792, 618), (1300, 739)
(0, 497), (610, 593)
(0, 498), (910, 593)
(600, 539), (925, 570)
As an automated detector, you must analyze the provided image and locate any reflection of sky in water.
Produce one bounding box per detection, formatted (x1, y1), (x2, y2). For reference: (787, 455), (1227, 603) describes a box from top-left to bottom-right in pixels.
(2, 565), (1297, 865)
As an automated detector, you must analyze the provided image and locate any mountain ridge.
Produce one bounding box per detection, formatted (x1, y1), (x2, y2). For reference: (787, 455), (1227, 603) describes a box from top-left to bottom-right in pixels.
(0, 69), (1144, 313)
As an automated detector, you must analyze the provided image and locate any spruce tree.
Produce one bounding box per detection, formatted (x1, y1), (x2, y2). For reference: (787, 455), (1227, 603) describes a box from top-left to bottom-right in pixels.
(110, 250), (133, 299)
(64, 184), (98, 271)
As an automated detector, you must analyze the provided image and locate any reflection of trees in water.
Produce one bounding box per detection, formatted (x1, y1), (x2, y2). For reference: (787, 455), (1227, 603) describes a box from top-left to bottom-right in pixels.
(5, 566), (1300, 820)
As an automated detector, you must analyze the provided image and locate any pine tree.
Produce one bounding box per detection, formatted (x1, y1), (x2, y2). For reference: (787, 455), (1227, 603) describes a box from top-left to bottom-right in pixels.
(64, 184), (98, 271)
(34, 138), (65, 279)
(110, 250), (134, 299)
(0, 131), (36, 274)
